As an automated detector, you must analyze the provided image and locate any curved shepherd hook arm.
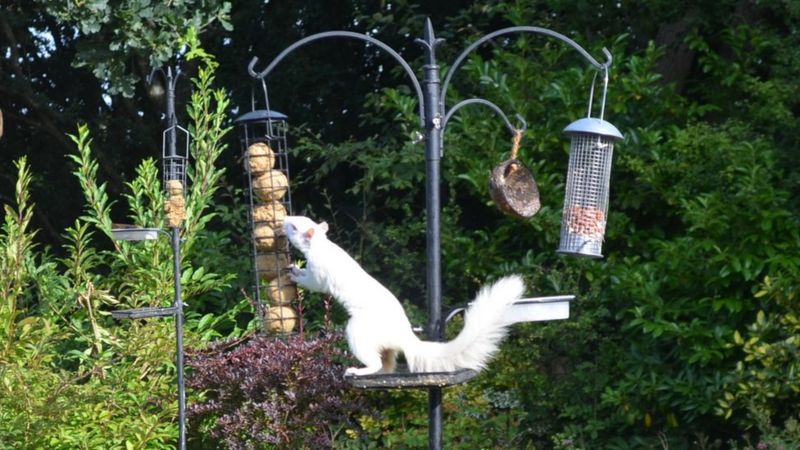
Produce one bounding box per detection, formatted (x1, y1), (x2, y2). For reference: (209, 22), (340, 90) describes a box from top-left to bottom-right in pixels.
(248, 31), (426, 126)
(442, 98), (526, 136)
(440, 26), (613, 106)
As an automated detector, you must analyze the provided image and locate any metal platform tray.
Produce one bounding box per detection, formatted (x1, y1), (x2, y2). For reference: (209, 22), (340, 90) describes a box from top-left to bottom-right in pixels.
(345, 366), (479, 390)
(111, 306), (177, 320)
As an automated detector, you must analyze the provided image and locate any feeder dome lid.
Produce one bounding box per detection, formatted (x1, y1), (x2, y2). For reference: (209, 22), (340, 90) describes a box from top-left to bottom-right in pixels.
(235, 109), (288, 124)
(563, 118), (623, 140)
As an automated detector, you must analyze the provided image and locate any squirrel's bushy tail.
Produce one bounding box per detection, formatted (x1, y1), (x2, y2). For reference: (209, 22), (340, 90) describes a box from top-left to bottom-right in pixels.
(405, 275), (525, 373)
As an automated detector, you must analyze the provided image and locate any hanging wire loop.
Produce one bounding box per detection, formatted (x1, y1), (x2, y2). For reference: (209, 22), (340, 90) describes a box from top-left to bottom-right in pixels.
(247, 31), (426, 126)
(442, 98), (526, 137)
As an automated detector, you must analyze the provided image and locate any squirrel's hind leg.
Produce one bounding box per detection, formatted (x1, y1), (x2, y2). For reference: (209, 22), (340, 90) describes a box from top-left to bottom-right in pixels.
(344, 349), (398, 376)
(345, 365), (382, 376)
(345, 342), (383, 376)
(345, 317), (395, 376)
(345, 333), (384, 376)
(344, 355), (383, 376)
(381, 349), (397, 373)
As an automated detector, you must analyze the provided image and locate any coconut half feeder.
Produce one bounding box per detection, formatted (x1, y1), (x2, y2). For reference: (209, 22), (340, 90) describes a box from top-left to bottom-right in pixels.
(489, 129), (541, 219)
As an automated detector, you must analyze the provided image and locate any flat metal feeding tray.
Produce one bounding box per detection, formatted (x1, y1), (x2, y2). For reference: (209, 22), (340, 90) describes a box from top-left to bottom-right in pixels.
(110, 227), (163, 241)
(111, 306), (177, 320)
(504, 295), (574, 324)
(345, 366), (479, 390)
(445, 295), (575, 326)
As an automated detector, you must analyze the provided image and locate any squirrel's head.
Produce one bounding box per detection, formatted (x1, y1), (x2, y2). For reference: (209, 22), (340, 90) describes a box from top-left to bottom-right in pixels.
(284, 216), (328, 253)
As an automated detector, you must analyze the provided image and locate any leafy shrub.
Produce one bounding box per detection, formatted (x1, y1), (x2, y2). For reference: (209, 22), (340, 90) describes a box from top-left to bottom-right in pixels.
(187, 331), (368, 449)
(0, 39), (241, 448)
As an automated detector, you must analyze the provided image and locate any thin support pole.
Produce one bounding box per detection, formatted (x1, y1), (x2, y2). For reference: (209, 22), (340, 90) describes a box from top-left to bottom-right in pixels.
(428, 388), (443, 448)
(172, 226), (186, 450)
(417, 18), (444, 450)
(166, 68), (177, 158)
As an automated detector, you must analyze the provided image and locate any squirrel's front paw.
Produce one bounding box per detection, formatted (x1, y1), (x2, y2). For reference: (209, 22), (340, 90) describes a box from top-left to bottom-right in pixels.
(288, 264), (304, 282)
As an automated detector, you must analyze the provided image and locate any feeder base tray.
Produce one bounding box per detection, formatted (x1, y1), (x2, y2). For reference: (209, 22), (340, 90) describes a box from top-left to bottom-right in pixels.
(112, 306), (177, 320)
(345, 366), (478, 390)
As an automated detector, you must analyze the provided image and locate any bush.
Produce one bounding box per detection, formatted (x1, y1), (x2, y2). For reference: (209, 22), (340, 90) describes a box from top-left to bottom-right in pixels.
(0, 41), (242, 448)
(187, 331), (368, 449)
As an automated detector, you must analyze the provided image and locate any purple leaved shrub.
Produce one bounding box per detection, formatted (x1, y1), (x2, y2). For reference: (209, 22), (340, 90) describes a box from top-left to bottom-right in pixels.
(187, 332), (367, 449)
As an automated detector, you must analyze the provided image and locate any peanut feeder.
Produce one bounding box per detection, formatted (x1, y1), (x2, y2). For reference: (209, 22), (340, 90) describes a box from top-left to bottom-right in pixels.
(557, 119), (622, 257)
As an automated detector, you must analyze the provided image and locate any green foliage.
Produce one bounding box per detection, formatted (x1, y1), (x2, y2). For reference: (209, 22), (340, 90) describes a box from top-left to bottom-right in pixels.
(292, 1), (800, 448)
(188, 332), (368, 449)
(41, 0), (232, 97)
(0, 158), (38, 360)
(721, 272), (800, 427)
(0, 54), (240, 448)
(2, 1), (800, 448)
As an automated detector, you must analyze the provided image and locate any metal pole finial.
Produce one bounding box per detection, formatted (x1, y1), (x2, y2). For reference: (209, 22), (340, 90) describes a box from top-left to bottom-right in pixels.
(415, 17), (446, 56)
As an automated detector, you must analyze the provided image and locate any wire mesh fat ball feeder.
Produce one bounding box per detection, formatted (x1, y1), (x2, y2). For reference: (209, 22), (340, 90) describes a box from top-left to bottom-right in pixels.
(162, 125), (189, 188)
(235, 102), (298, 334)
(558, 70), (623, 258)
(158, 66), (190, 229)
(163, 123), (190, 228)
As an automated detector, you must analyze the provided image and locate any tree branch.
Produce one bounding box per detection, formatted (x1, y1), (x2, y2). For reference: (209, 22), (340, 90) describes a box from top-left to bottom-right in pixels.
(0, 15), (26, 80)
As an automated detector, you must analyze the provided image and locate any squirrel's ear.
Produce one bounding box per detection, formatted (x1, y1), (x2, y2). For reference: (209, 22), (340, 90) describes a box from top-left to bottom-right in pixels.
(319, 222), (329, 234)
(304, 228), (315, 239)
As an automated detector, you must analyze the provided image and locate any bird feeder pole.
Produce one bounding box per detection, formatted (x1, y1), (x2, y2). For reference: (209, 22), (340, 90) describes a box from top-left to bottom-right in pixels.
(164, 66), (187, 450)
(247, 18), (620, 450)
(111, 65), (189, 450)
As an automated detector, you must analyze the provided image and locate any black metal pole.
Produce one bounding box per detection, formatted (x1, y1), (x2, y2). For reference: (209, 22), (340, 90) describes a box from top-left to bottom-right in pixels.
(172, 227), (186, 450)
(164, 65), (186, 450)
(166, 67), (177, 158)
(418, 18), (444, 450)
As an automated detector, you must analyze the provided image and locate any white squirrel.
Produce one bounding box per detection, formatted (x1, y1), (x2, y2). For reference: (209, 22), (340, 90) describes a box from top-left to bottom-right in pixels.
(283, 215), (525, 376)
